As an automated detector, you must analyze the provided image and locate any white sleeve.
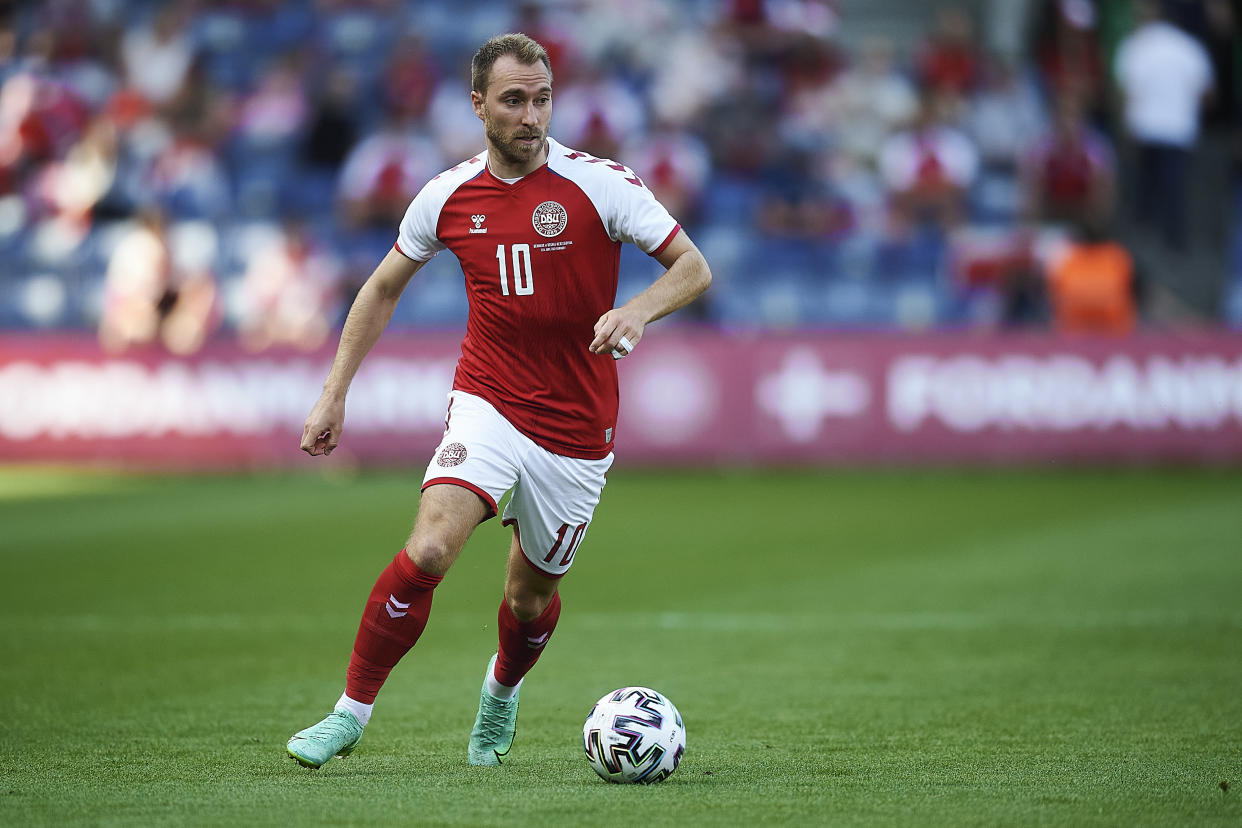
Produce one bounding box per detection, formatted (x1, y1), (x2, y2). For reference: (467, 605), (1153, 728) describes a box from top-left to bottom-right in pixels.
(395, 181), (448, 262)
(602, 165), (680, 255)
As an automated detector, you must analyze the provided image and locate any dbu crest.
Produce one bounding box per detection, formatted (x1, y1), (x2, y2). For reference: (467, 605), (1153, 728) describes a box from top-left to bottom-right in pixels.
(437, 442), (467, 466)
(532, 201), (568, 237)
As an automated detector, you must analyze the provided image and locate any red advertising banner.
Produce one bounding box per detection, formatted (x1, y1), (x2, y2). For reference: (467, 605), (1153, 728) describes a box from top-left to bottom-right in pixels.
(2, 331), (1242, 467)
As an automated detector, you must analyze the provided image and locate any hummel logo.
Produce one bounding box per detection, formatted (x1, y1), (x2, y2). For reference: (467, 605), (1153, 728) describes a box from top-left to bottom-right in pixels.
(385, 594), (410, 618)
(526, 632), (550, 649)
(469, 214), (488, 234)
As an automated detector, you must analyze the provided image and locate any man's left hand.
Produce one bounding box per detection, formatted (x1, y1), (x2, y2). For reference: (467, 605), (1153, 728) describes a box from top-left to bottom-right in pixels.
(590, 308), (645, 358)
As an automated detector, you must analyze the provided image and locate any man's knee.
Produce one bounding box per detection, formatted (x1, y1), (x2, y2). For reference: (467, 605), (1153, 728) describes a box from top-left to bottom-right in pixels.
(404, 536), (456, 576)
(403, 485), (490, 575)
(505, 588), (554, 622)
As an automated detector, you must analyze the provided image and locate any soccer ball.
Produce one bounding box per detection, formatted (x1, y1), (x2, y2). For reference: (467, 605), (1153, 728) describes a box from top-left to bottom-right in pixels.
(582, 686), (685, 784)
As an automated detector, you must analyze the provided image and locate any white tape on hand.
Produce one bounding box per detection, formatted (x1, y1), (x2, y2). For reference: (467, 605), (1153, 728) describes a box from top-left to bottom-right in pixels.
(611, 335), (634, 360)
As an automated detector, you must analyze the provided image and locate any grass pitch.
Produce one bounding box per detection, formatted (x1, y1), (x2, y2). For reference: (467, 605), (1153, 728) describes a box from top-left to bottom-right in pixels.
(1, 465), (1240, 826)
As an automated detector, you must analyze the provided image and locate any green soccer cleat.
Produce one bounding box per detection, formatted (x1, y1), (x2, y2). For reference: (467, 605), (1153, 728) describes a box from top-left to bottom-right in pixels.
(286, 709), (364, 769)
(468, 654), (519, 766)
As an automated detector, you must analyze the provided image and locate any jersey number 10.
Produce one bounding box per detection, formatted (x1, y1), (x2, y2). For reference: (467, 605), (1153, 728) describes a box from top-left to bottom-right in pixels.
(496, 244), (534, 296)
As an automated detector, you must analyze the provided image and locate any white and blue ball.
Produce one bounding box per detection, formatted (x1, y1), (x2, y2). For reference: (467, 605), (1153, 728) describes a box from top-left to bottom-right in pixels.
(583, 686), (685, 784)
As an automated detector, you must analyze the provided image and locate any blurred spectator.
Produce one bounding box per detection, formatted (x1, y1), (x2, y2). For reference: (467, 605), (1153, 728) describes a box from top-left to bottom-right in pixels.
(621, 125), (712, 228)
(778, 30), (844, 102)
(381, 35), (438, 122)
(0, 72), (91, 188)
(237, 219), (341, 352)
(646, 27), (743, 131)
(952, 224), (1050, 328)
(37, 114), (123, 225)
(163, 56), (235, 150)
(719, 0), (784, 58)
(818, 37), (919, 171)
(756, 145), (853, 239)
(878, 91), (979, 233)
(967, 53), (1048, 175)
(1114, 0), (1214, 250)
(99, 207), (217, 354)
(1032, 0), (1107, 109)
(299, 67), (361, 209)
(1196, 0), (1240, 250)
(29, 14), (121, 112)
(772, 0), (841, 38)
(0, 10), (16, 87)
(513, 0), (579, 79)
(1045, 218), (1138, 334)
(700, 69), (777, 176)
(1201, 0), (1240, 133)
(302, 68), (360, 173)
(427, 71), (485, 163)
(236, 51), (309, 150)
(120, 3), (197, 109)
(144, 124), (231, 219)
(914, 5), (982, 96)
(1020, 91), (1115, 227)
(553, 63), (646, 161)
(337, 114), (441, 230)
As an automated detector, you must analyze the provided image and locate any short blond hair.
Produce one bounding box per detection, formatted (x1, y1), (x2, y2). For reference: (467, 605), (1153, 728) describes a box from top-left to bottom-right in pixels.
(471, 33), (552, 94)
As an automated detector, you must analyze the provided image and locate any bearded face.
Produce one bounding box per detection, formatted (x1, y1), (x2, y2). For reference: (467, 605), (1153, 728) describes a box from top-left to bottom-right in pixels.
(481, 103), (548, 168)
(472, 55), (553, 176)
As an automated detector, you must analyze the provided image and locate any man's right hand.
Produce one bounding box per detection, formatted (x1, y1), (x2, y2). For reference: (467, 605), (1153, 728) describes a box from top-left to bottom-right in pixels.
(300, 394), (346, 456)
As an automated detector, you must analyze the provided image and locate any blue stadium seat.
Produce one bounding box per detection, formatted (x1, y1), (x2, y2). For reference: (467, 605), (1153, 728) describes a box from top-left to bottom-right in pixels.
(393, 256), (468, 328)
(700, 176), (759, 225)
(229, 152), (295, 220)
(694, 222), (746, 286)
(872, 230), (948, 283)
(251, 3), (315, 54)
(1225, 278), (1242, 329)
(815, 279), (882, 328)
(0, 196), (28, 261)
(9, 273), (73, 329)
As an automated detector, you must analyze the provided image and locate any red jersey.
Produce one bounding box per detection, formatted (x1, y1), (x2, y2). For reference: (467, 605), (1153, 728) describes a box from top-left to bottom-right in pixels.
(395, 138), (680, 459)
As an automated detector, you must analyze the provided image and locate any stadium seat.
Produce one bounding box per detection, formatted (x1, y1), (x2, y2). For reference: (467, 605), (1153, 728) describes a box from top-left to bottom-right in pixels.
(11, 273), (72, 329)
(1225, 278), (1242, 329)
(700, 176), (759, 225)
(0, 195), (28, 260)
(393, 256), (468, 328)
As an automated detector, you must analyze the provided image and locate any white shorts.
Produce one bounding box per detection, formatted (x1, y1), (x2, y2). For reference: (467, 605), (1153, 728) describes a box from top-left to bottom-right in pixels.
(422, 391), (614, 578)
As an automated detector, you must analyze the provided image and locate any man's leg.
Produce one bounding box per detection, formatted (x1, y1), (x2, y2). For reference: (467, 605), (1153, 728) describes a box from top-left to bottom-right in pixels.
(467, 531), (562, 766)
(288, 485), (490, 768)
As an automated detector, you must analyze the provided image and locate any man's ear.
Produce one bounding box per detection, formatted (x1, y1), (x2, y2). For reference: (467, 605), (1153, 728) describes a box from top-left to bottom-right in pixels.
(471, 91), (485, 121)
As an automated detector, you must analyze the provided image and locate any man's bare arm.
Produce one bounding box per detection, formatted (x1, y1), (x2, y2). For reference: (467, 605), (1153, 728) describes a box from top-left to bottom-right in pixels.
(301, 248), (425, 456)
(589, 230), (712, 356)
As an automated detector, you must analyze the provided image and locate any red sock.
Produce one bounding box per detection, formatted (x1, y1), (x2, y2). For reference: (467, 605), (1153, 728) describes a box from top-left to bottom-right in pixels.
(493, 592), (561, 687)
(345, 550), (442, 704)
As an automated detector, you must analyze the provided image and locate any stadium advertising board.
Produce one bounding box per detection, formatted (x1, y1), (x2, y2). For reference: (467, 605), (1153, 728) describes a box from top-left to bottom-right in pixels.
(2, 332), (1242, 466)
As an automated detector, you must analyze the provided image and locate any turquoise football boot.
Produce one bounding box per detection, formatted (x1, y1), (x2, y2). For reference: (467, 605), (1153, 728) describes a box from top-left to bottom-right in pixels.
(287, 709), (364, 769)
(467, 654), (519, 766)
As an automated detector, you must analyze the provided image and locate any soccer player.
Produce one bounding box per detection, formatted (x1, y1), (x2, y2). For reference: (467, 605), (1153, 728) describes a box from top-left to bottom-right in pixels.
(286, 33), (711, 769)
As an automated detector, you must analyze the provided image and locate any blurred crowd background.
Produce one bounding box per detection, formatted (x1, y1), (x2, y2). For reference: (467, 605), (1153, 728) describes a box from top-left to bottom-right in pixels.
(0, 0), (1239, 355)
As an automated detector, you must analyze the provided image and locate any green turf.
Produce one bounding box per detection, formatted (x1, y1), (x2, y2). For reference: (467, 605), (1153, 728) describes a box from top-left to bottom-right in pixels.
(1, 465), (1240, 826)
